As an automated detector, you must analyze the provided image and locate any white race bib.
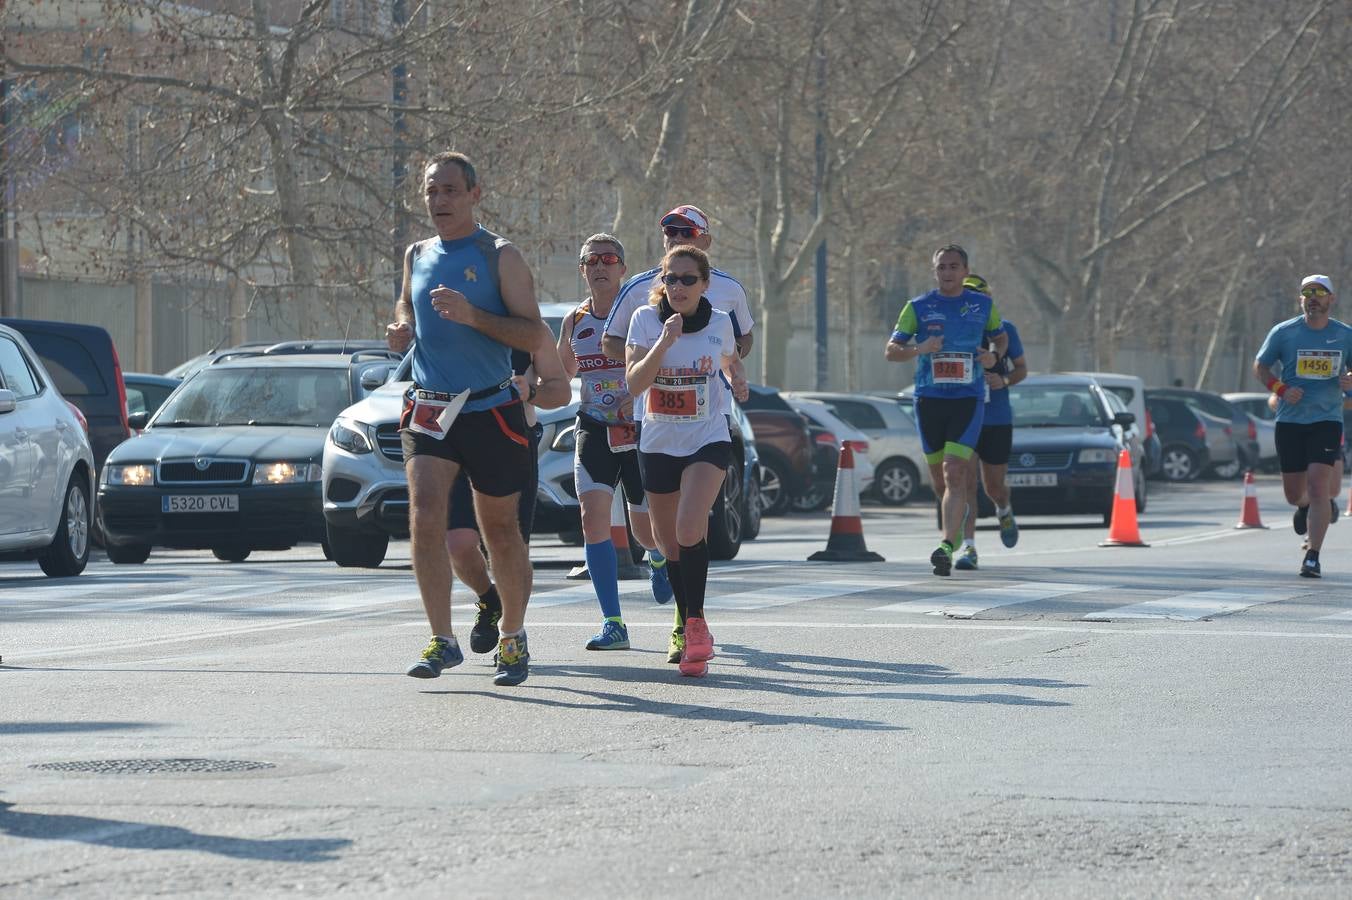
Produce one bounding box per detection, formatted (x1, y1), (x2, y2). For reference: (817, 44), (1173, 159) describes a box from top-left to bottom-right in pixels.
(405, 388), (469, 439)
(649, 375), (709, 422)
(932, 352), (973, 385)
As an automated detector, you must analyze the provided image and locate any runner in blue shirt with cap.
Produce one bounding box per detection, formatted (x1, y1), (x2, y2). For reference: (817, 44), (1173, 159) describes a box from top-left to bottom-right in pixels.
(1254, 274), (1352, 578)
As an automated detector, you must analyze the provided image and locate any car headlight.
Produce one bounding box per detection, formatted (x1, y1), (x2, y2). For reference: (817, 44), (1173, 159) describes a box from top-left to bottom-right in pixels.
(102, 464), (155, 486)
(253, 461), (323, 485)
(1077, 448), (1116, 463)
(329, 417), (375, 454)
(551, 423), (576, 453)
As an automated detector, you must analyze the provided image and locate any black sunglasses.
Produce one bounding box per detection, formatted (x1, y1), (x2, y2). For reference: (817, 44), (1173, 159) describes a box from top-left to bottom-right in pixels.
(581, 252), (622, 266)
(662, 225), (701, 239)
(660, 273), (701, 286)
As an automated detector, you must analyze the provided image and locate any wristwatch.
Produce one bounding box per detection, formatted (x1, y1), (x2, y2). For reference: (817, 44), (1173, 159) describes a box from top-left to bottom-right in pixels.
(527, 382), (537, 403)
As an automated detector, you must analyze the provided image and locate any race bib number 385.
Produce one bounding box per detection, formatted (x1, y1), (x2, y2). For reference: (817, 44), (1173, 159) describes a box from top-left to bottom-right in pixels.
(649, 375), (709, 422)
(1295, 349), (1342, 380)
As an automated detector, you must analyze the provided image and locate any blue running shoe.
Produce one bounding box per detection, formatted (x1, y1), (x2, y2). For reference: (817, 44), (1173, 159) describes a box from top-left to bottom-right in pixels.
(406, 636), (463, 679)
(998, 510), (1019, 548)
(586, 620), (630, 650)
(494, 632), (530, 686)
(648, 557), (674, 605)
(954, 545), (978, 571)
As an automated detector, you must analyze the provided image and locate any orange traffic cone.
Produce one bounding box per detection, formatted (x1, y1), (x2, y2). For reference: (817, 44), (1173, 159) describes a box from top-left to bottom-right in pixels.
(809, 443), (885, 562)
(1235, 470), (1268, 529)
(567, 490), (648, 580)
(1099, 449), (1149, 547)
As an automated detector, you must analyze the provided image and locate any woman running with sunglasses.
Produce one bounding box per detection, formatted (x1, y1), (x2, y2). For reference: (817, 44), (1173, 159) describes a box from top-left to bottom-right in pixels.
(625, 246), (749, 677)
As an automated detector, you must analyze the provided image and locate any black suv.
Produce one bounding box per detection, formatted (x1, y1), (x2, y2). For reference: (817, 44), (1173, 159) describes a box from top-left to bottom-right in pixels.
(1, 318), (131, 471)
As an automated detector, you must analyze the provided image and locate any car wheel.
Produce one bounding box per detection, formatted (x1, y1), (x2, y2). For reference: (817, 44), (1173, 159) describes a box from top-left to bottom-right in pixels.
(757, 455), (793, 517)
(791, 479), (831, 512)
(106, 542), (152, 565)
(326, 521), (388, 568)
(321, 540), (333, 560)
(1135, 466), (1148, 514)
(37, 475), (91, 577)
(875, 457), (920, 506)
(1209, 458), (1243, 480)
(212, 545), (251, 562)
(1160, 445), (1200, 482)
(708, 462), (744, 560)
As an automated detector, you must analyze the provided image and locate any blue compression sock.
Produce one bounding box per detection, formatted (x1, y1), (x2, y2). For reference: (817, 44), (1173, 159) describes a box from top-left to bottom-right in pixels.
(649, 548), (665, 565)
(585, 540), (622, 620)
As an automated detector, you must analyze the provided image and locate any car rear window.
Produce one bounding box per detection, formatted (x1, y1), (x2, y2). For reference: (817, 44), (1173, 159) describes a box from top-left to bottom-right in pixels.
(20, 331), (108, 397)
(829, 400), (887, 430)
(1102, 385), (1135, 405)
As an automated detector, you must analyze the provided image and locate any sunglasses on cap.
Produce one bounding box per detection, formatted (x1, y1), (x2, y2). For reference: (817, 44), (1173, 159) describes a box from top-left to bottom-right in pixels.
(964, 277), (990, 295)
(660, 273), (701, 286)
(1301, 286), (1332, 299)
(580, 252), (622, 266)
(662, 225), (702, 239)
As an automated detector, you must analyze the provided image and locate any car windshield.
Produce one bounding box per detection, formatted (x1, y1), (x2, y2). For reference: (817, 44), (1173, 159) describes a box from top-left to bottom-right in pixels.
(152, 366), (350, 428)
(1008, 384), (1105, 427)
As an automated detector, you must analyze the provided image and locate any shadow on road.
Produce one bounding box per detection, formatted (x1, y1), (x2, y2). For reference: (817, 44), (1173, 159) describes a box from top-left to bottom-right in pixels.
(0, 799), (349, 862)
(0, 722), (159, 735)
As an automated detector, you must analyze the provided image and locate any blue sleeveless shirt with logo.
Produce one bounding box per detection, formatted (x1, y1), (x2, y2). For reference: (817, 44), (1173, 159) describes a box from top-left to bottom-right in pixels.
(409, 226), (514, 412)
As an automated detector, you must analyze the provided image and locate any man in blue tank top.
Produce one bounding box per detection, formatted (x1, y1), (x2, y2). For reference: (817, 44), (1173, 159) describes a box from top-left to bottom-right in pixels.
(385, 151), (544, 686)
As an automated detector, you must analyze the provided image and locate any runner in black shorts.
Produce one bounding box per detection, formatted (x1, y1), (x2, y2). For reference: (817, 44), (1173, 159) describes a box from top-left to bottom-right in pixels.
(444, 338), (568, 654)
(954, 275), (1027, 569)
(1254, 274), (1352, 577)
(386, 150), (545, 686)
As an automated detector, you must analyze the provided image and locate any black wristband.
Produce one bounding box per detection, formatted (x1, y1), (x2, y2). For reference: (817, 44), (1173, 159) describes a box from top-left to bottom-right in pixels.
(527, 383), (537, 403)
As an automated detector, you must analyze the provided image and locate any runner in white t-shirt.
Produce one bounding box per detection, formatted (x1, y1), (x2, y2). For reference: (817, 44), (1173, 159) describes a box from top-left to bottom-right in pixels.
(625, 246), (749, 677)
(601, 204), (754, 364)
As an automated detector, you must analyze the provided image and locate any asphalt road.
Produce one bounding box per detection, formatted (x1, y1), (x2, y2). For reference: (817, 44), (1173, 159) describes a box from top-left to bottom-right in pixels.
(3, 476), (1351, 898)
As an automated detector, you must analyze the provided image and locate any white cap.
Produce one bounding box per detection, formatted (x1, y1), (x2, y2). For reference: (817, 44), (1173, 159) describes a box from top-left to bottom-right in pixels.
(660, 205), (710, 233)
(1301, 274), (1334, 293)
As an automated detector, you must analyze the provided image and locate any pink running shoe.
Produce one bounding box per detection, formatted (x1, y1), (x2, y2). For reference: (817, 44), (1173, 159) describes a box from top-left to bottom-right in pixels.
(679, 617), (714, 677)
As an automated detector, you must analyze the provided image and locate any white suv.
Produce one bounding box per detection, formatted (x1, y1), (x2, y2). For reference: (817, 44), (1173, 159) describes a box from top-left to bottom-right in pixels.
(0, 323), (96, 576)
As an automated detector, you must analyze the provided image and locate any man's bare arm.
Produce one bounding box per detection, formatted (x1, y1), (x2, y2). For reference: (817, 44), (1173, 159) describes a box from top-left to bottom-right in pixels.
(430, 244), (542, 351)
(736, 331), (753, 359)
(386, 243), (417, 352)
(526, 322), (572, 409)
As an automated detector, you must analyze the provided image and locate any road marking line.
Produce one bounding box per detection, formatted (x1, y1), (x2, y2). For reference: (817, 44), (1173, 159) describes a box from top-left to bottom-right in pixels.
(1314, 609), (1352, 622)
(870, 582), (1099, 618)
(1083, 588), (1292, 621)
(704, 580), (906, 610)
(3, 579), (374, 614)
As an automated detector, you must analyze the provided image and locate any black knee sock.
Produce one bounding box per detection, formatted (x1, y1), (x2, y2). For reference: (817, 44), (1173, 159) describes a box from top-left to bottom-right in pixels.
(678, 540), (709, 619)
(667, 558), (687, 629)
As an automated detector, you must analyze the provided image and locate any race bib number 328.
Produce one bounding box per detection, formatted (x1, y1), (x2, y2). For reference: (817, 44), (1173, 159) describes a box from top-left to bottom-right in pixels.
(931, 352), (973, 385)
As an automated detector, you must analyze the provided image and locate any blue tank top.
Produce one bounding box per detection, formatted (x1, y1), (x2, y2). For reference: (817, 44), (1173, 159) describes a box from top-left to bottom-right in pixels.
(409, 227), (513, 412)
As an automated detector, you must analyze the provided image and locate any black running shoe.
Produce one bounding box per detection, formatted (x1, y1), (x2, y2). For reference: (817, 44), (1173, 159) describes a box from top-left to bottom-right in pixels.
(930, 543), (953, 577)
(470, 600), (501, 654)
(1293, 505), (1309, 536)
(1300, 550), (1321, 579)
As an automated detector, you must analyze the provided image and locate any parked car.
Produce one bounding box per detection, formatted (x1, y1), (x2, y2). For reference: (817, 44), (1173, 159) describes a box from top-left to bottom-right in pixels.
(783, 395), (875, 511)
(2, 318), (130, 473)
(1143, 394), (1214, 482)
(1069, 372), (1160, 475)
(123, 372), (181, 430)
(1004, 374), (1146, 522)
(165, 339), (388, 382)
(1145, 387), (1256, 479)
(99, 350), (398, 563)
(792, 390), (929, 505)
(323, 351), (760, 564)
(739, 383), (815, 517)
(0, 323), (97, 577)
(1222, 392), (1279, 472)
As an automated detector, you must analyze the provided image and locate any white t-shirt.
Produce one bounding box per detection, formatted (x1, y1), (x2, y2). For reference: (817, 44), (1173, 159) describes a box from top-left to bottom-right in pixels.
(627, 305), (737, 456)
(603, 266), (754, 342)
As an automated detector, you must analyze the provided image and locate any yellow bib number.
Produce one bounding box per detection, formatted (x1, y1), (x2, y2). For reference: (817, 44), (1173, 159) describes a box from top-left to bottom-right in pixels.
(1295, 349), (1341, 380)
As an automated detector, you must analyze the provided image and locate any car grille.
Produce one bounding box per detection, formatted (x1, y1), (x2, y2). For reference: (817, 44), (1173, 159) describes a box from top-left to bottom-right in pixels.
(1010, 451), (1073, 470)
(375, 423), (403, 462)
(159, 459), (249, 484)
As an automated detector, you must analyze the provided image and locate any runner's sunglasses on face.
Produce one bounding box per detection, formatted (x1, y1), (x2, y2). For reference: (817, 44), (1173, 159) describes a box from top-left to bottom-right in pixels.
(663, 225), (702, 239)
(661, 273), (701, 286)
(1301, 286), (1331, 299)
(581, 252), (622, 266)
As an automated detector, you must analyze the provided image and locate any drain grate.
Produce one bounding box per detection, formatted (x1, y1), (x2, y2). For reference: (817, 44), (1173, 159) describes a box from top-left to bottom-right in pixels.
(30, 758), (276, 775)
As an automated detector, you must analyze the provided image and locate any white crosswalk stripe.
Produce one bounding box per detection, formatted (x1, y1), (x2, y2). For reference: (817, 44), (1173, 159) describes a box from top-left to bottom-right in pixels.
(870, 582), (1099, 618)
(1083, 589), (1294, 622)
(704, 580), (902, 610)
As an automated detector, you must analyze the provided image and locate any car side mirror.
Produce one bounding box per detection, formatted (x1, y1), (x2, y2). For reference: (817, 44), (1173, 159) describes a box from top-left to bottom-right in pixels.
(1113, 412), (1136, 428)
(128, 410), (150, 430)
(361, 365), (393, 391)
(0, 389), (15, 414)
